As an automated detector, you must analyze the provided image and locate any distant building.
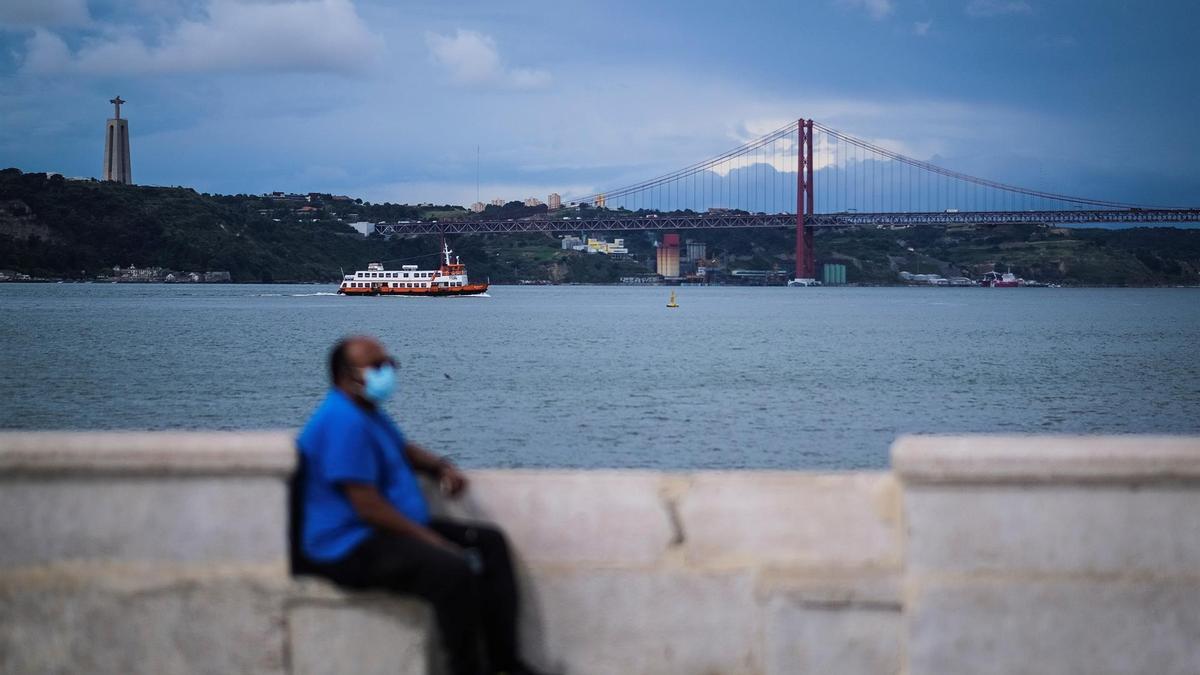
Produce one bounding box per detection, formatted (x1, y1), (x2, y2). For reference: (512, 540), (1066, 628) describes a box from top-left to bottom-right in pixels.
(657, 233), (680, 278)
(102, 96), (132, 184)
(595, 194), (606, 208)
(685, 240), (706, 262)
(561, 235), (584, 250)
(490, 198), (505, 206)
(548, 193), (562, 210)
(265, 191), (307, 204)
(586, 237), (628, 255)
(470, 202), (486, 213)
(524, 197), (544, 207)
(347, 221), (376, 236)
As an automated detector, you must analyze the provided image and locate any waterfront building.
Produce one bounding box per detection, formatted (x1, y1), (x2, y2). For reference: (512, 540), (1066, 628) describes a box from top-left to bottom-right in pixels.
(470, 202), (486, 213)
(524, 197), (544, 207)
(561, 235), (584, 250)
(685, 240), (706, 262)
(490, 198), (505, 206)
(656, 233), (680, 278)
(548, 193), (562, 210)
(102, 96), (132, 184)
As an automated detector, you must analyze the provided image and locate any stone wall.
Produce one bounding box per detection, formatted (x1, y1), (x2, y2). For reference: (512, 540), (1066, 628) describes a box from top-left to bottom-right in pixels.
(1, 432), (1197, 674)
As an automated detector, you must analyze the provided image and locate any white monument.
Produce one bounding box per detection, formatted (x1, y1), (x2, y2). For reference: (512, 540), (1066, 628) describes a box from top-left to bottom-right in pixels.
(102, 96), (132, 184)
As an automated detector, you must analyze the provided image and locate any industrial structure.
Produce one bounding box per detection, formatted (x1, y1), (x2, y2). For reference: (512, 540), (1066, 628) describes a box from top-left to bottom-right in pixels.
(656, 233), (680, 278)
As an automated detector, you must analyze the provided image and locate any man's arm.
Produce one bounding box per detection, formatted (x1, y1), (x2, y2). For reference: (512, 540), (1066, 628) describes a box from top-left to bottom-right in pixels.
(341, 482), (458, 552)
(404, 441), (469, 496)
(403, 441), (447, 475)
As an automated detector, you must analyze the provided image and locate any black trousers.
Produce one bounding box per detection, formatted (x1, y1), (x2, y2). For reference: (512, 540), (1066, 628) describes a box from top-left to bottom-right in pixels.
(309, 519), (519, 675)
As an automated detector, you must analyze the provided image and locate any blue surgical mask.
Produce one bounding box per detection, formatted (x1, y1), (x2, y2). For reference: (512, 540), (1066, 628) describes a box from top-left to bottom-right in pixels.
(362, 364), (397, 403)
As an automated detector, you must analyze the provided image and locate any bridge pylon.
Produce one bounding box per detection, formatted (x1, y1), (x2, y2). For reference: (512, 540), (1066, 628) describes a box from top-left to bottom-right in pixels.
(796, 118), (815, 280)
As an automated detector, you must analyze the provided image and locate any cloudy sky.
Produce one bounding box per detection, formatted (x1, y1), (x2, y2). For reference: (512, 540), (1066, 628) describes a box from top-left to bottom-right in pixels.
(1, 0), (1197, 207)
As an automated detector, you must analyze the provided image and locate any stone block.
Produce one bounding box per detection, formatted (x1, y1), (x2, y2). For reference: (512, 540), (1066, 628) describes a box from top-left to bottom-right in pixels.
(678, 472), (902, 570)
(430, 471), (674, 566)
(518, 568), (761, 675)
(906, 484), (1200, 575)
(893, 435), (1200, 484)
(760, 570), (902, 675)
(764, 600), (901, 675)
(0, 476), (288, 568)
(0, 565), (286, 675)
(907, 578), (1200, 675)
(756, 569), (902, 609)
(288, 577), (437, 675)
(0, 430), (295, 476)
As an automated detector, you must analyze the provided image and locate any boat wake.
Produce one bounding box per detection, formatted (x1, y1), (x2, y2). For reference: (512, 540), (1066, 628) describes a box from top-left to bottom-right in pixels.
(291, 292), (339, 297)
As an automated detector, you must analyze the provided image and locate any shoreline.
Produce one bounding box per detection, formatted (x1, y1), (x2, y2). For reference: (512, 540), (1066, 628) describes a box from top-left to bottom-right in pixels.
(2, 279), (1199, 289)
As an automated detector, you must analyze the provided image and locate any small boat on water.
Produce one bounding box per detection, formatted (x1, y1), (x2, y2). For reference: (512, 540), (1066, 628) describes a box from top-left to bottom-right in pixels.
(338, 242), (488, 297)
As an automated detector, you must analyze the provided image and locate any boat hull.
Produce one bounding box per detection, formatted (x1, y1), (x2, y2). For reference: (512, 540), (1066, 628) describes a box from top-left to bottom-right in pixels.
(339, 283), (489, 297)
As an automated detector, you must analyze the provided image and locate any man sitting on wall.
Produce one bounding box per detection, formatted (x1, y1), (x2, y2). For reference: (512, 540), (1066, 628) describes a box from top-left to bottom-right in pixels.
(294, 335), (546, 675)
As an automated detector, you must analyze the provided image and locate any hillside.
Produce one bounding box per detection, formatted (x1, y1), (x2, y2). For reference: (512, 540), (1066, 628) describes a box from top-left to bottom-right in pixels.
(2, 169), (1198, 285)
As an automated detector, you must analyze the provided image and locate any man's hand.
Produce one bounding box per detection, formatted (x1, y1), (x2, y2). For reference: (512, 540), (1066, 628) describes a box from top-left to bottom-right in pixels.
(438, 463), (469, 497)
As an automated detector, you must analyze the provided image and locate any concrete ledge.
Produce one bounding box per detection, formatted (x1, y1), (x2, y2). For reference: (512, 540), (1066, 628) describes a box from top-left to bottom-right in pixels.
(4, 431), (1199, 674)
(906, 577), (1200, 675)
(432, 470), (674, 567)
(0, 431), (295, 475)
(905, 483), (1200, 575)
(679, 472), (902, 570)
(0, 474), (289, 567)
(288, 578), (437, 675)
(893, 435), (1200, 484)
(0, 563), (287, 675)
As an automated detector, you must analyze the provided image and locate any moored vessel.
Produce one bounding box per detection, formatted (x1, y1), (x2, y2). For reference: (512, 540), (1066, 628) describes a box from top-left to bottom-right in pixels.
(981, 271), (1020, 288)
(338, 242), (488, 297)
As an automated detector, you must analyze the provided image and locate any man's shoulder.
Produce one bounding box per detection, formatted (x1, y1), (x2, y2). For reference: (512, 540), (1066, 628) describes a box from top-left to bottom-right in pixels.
(298, 391), (370, 451)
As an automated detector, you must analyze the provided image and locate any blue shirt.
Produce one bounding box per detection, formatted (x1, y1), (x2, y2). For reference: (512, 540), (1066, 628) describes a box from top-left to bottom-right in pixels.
(297, 389), (430, 563)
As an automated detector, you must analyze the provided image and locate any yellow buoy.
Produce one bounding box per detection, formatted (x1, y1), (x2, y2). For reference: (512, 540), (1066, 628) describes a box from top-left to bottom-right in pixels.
(667, 290), (679, 308)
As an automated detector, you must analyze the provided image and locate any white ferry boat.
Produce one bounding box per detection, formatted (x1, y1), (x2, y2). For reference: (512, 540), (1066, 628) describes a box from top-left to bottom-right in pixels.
(338, 242), (488, 297)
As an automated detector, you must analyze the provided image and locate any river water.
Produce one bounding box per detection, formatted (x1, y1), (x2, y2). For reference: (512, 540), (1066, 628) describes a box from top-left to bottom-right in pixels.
(1, 284), (1197, 469)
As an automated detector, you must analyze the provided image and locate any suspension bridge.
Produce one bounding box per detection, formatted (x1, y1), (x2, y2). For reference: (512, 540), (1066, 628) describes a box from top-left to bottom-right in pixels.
(374, 119), (1200, 279)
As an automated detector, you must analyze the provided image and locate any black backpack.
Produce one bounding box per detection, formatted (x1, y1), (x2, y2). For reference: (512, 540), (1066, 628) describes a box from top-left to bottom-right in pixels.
(288, 450), (313, 576)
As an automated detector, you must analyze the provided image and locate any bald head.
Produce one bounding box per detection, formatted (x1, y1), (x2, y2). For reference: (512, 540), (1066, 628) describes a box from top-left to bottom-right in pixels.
(329, 336), (389, 387)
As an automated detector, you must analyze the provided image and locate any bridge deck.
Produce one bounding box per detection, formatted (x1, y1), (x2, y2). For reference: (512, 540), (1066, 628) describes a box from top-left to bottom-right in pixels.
(373, 209), (1200, 236)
